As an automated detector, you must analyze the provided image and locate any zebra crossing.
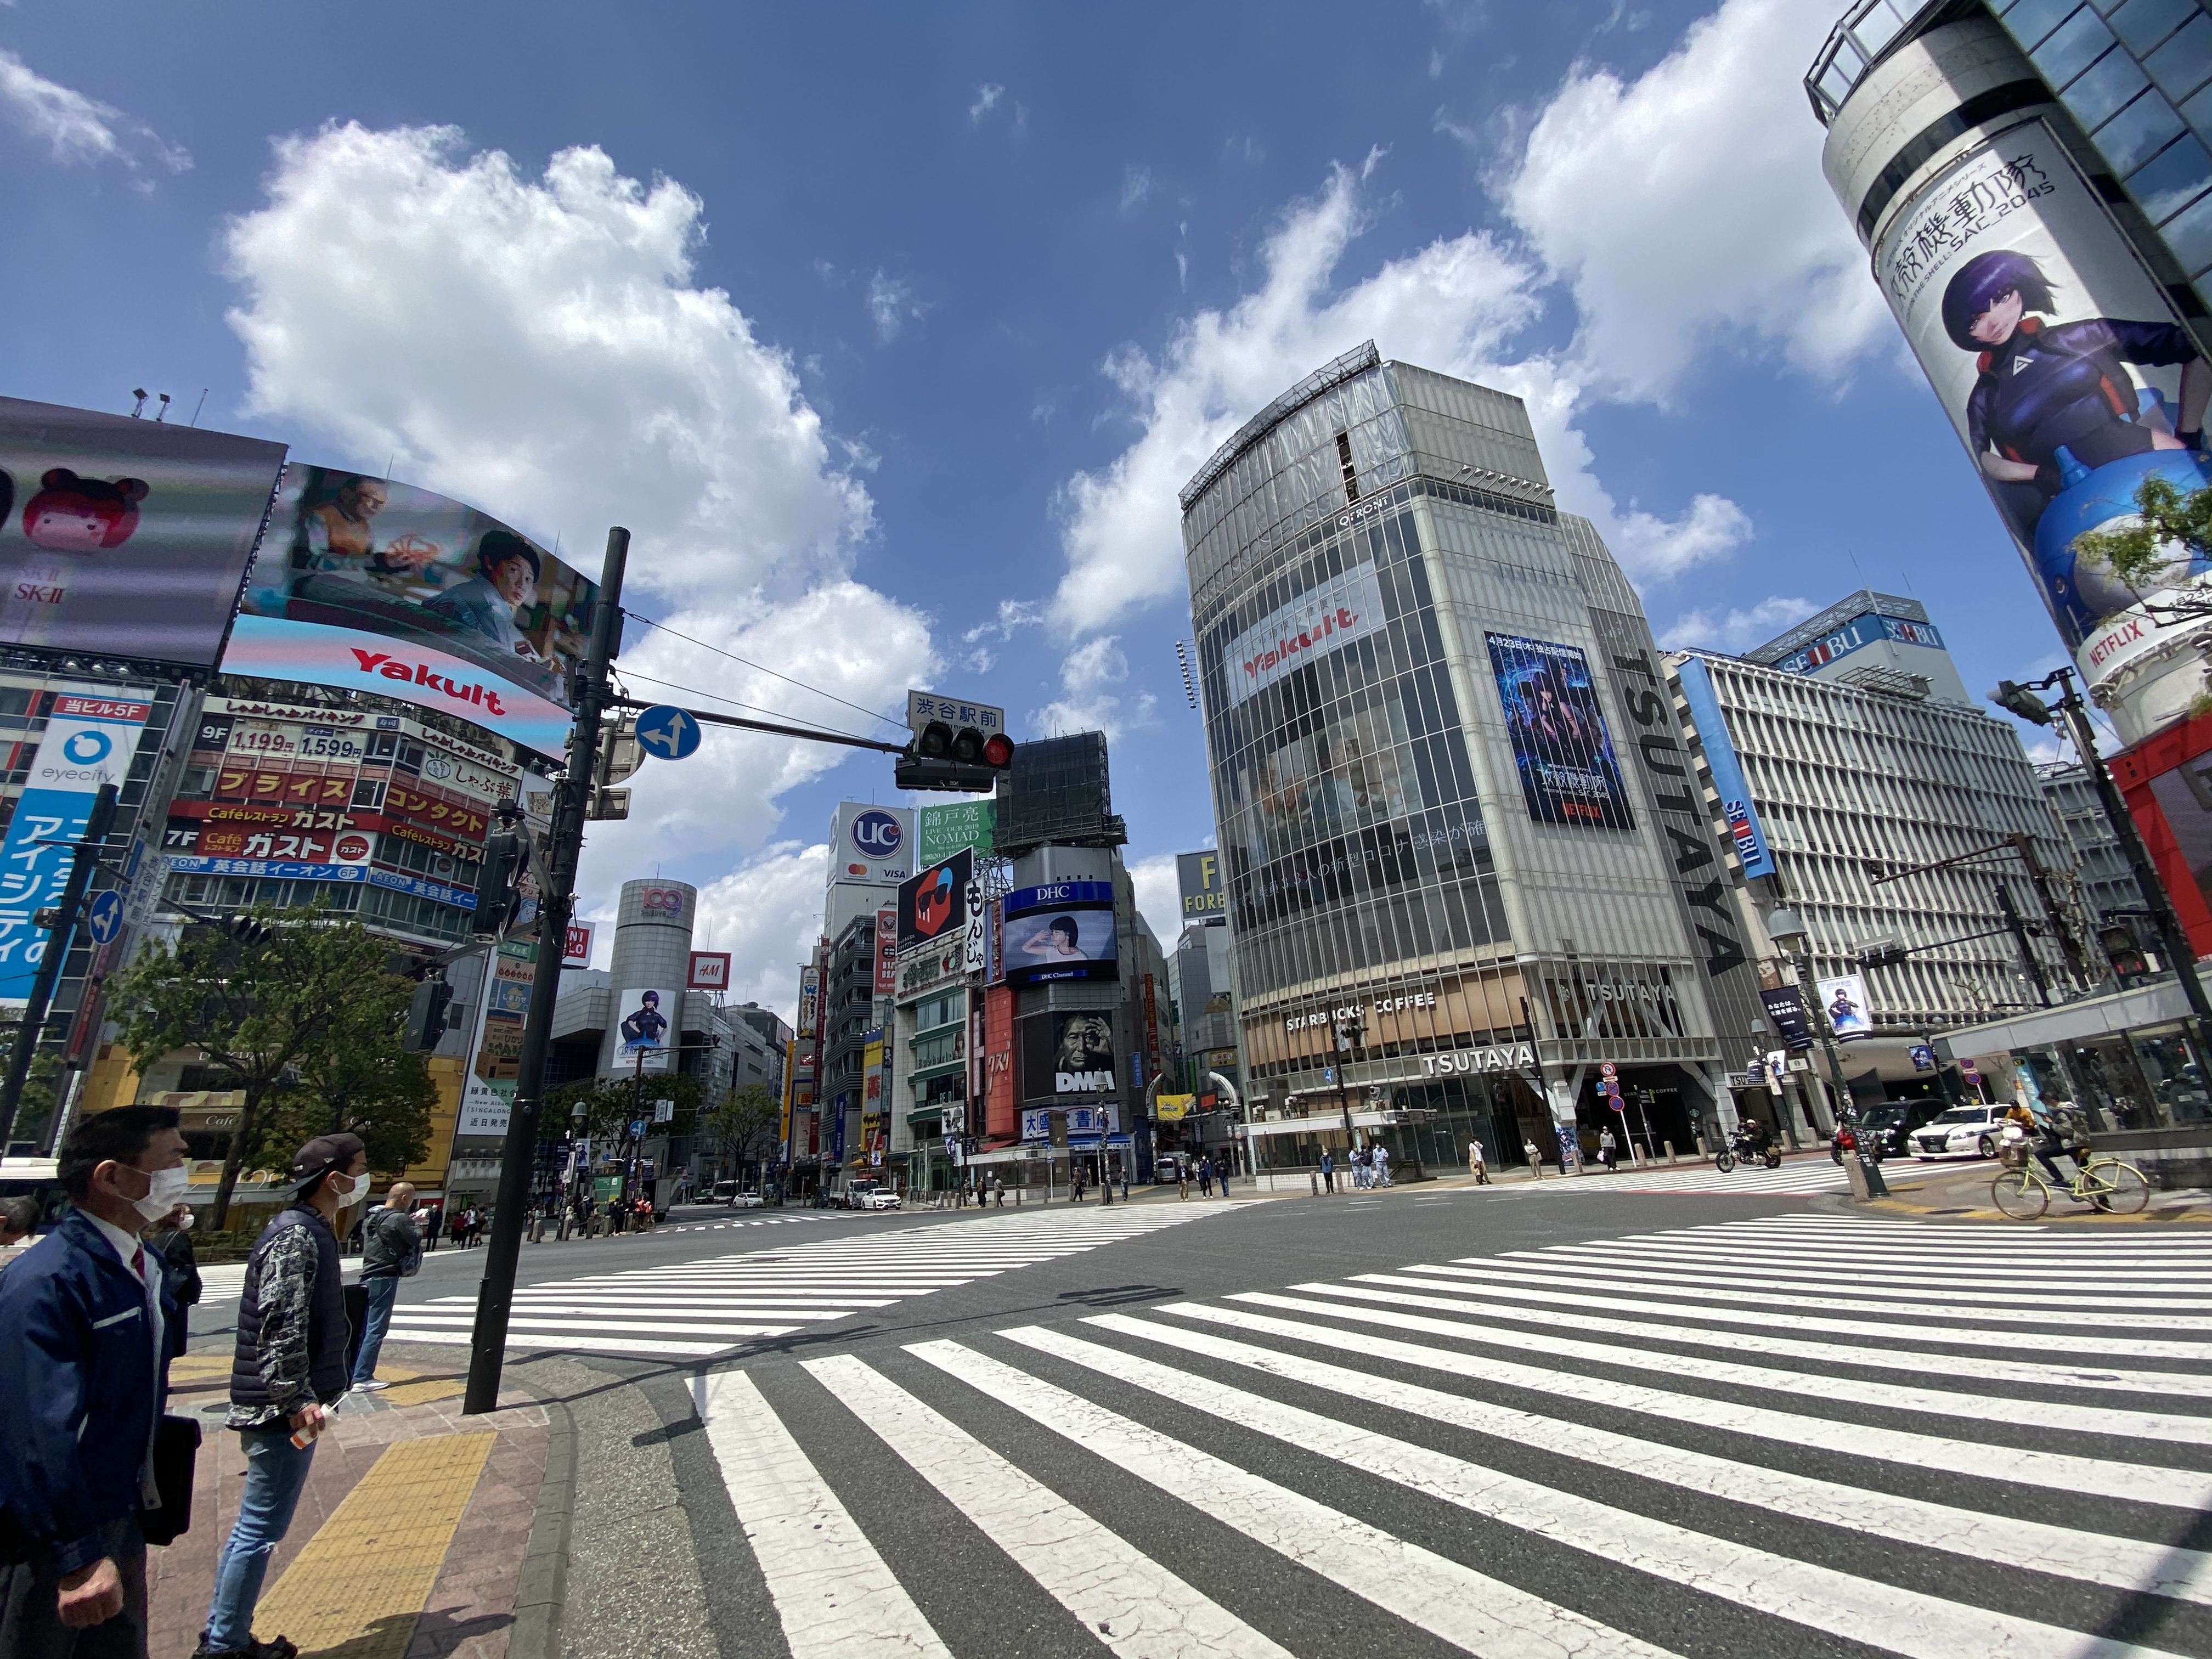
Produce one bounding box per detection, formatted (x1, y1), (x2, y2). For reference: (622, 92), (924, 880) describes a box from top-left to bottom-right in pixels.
(382, 1204), (1210, 1358)
(1542, 1155), (1852, 1195)
(660, 1210), (864, 1233)
(699, 1211), (2212, 1657)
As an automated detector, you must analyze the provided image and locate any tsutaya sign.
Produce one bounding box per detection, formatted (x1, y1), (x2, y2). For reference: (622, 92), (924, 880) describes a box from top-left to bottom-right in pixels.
(1420, 1042), (1537, 1079)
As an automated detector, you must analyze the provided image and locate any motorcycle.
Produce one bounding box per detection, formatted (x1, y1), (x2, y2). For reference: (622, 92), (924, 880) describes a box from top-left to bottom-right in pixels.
(1831, 1124), (1886, 1165)
(1713, 1129), (1783, 1173)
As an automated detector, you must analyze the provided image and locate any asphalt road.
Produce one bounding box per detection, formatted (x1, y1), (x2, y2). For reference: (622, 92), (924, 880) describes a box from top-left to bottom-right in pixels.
(184, 1182), (2212, 1658)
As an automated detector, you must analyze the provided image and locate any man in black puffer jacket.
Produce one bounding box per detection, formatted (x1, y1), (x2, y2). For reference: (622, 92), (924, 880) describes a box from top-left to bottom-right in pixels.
(192, 1134), (366, 1659)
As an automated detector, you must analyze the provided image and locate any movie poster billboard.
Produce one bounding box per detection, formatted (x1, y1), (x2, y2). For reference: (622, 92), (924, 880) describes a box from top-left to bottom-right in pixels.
(1816, 973), (1874, 1041)
(1484, 634), (1634, 831)
(896, 848), (972, 957)
(1051, 1011), (1115, 1093)
(614, 985), (676, 1071)
(1873, 121), (2212, 695)
(0, 398), (287, 668)
(1003, 879), (1118, 985)
(228, 465), (598, 757)
(0, 689), (154, 1001)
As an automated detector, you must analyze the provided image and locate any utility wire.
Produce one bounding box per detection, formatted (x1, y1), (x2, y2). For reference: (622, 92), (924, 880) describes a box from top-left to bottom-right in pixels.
(614, 669), (880, 744)
(623, 610), (903, 729)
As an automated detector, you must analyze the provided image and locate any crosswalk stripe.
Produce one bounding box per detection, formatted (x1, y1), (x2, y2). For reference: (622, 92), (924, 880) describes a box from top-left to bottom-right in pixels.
(1402, 1260), (2212, 1330)
(1536, 1162), (1852, 1194)
(1330, 1272), (2212, 1378)
(907, 1339), (1681, 1659)
(698, 1368), (954, 1659)
(385, 1204), (1209, 1358)
(1516, 1246), (2212, 1305)
(1226, 1291), (2212, 1444)
(1611, 1234), (2212, 1268)
(999, 1325), (2182, 1659)
(803, 1355), (1297, 1659)
(1152, 1299), (2212, 1508)
(1077, 1310), (2212, 1606)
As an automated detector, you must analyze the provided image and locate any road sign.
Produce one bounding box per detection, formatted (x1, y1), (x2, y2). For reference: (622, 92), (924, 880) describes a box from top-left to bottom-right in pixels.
(1599, 1062), (1617, 1079)
(906, 691), (1006, 738)
(635, 704), (702, 761)
(84, 889), (123, 945)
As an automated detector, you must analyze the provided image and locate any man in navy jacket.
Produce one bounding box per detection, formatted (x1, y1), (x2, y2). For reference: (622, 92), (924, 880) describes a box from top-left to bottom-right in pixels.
(0, 1104), (188, 1657)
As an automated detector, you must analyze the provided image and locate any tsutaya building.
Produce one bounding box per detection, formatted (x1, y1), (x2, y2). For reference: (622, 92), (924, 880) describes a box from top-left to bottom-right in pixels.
(1180, 346), (1765, 1169)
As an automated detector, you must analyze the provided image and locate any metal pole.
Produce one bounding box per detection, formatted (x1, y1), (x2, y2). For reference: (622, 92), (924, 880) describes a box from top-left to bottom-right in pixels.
(0, 783), (116, 1152)
(1793, 949), (1851, 1133)
(1994, 879), (2052, 1007)
(2054, 671), (2212, 1052)
(465, 527), (625, 1415)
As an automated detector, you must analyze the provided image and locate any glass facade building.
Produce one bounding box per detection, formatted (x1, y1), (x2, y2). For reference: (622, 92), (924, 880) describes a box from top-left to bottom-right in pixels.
(1182, 349), (1766, 1168)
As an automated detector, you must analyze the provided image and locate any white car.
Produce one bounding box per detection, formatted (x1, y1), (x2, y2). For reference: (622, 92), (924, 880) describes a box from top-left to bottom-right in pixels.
(845, 1182), (901, 1211)
(1911, 1104), (2010, 1160)
(734, 1189), (765, 1208)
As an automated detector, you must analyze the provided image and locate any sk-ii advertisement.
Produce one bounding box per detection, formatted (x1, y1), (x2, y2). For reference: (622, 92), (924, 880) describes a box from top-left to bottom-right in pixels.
(1484, 634), (1633, 831)
(0, 690), (153, 1000)
(1874, 122), (2212, 698)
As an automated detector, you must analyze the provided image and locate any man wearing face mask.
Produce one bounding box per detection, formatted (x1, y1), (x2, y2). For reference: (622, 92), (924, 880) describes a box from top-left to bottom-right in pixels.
(0, 1103), (187, 1658)
(193, 1134), (366, 1659)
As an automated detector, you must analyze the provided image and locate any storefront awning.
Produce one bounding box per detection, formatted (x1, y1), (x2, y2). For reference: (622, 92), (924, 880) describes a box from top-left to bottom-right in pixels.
(1935, 977), (2196, 1059)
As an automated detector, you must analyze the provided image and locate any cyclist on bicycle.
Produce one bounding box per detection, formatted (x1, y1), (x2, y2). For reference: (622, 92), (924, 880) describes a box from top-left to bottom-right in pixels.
(2006, 1099), (2075, 1184)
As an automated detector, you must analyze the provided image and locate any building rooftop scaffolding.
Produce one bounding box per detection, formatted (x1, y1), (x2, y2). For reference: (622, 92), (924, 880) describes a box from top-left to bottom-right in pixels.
(992, 731), (1127, 854)
(1178, 341), (1381, 511)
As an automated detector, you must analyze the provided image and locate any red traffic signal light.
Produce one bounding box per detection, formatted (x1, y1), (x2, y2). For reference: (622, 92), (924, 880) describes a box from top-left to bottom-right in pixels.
(983, 732), (1014, 768)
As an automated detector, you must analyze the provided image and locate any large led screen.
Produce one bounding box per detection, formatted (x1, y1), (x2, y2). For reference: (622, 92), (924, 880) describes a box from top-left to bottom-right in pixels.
(1002, 879), (1118, 986)
(1485, 633), (1634, 832)
(0, 397), (286, 668)
(227, 466), (597, 757)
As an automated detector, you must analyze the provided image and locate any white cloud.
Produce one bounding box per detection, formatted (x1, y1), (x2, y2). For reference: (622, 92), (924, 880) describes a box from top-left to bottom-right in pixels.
(865, 269), (928, 343)
(1034, 634), (1157, 740)
(1127, 851), (1186, 949)
(1656, 593), (1815, 651)
(686, 842), (832, 1023)
(1049, 158), (1757, 628)
(969, 83), (1005, 123)
(223, 122), (934, 919)
(0, 48), (189, 174)
(1500, 0), (1888, 405)
(1120, 166), (1155, 216)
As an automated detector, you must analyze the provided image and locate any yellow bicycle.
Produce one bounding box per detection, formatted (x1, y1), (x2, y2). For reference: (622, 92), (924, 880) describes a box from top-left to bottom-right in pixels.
(1990, 1144), (2149, 1220)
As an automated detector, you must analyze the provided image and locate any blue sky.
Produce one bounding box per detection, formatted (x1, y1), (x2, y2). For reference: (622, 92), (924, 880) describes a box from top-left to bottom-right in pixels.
(0, 0), (2078, 1013)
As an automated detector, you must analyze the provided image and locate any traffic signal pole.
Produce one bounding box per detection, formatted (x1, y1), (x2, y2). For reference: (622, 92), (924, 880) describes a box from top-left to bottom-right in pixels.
(465, 528), (627, 1415)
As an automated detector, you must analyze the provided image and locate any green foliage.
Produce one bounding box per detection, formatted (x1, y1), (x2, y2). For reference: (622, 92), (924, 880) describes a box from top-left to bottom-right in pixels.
(2072, 474), (2212, 599)
(107, 906), (423, 1223)
(0, 1025), (64, 1148)
(703, 1082), (780, 1170)
(550, 1070), (703, 1146)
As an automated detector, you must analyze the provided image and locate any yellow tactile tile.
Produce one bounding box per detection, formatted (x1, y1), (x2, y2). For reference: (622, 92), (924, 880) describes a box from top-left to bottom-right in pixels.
(247, 1430), (495, 1658)
(375, 1374), (465, 1407)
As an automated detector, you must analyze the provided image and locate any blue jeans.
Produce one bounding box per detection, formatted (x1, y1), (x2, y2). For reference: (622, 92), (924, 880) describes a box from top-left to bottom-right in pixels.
(204, 1426), (316, 1652)
(352, 1273), (400, 1385)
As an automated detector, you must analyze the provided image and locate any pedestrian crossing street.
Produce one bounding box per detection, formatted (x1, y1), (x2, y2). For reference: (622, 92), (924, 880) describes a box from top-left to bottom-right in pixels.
(383, 1204), (1211, 1358)
(659, 1210), (866, 1234)
(701, 1212), (2212, 1658)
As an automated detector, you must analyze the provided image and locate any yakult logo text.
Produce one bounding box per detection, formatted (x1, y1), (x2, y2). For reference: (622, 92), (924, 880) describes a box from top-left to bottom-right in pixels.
(347, 648), (509, 715)
(1226, 561), (1388, 708)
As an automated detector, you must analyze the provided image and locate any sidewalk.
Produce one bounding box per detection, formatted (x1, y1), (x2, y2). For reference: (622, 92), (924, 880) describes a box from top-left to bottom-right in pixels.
(1842, 1159), (2212, 1223)
(152, 1353), (565, 1659)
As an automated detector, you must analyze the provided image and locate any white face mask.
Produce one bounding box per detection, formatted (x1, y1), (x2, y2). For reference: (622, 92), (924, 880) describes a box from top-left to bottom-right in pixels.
(331, 1170), (368, 1203)
(131, 1164), (191, 1224)
(174, 1210), (195, 1232)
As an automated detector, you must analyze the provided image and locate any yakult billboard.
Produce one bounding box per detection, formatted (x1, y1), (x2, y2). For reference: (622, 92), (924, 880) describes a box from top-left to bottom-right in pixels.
(1872, 121), (2212, 715)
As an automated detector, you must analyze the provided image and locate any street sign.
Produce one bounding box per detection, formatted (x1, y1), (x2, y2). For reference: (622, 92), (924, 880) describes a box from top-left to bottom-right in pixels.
(635, 704), (702, 761)
(1599, 1062), (1617, 1079)
(906, 691), (1005, 738)
(83, 889), (123, 945)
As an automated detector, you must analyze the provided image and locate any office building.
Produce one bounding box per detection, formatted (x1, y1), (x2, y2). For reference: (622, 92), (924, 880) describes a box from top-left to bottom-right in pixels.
(2041, 760), (2142, 928)
(1180, 345), (1766, 1165)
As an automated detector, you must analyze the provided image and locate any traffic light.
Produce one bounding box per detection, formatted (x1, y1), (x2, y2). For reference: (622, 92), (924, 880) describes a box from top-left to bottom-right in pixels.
(2100, 921), (2150, 983)
(590, 715), (639, 820)
(1990, 680), (2055, 725)
(223, 913), (271, 945)
(404, 978), (454, 1052)
(895, 723), (1015, 792)
(473, 830), (524, 940)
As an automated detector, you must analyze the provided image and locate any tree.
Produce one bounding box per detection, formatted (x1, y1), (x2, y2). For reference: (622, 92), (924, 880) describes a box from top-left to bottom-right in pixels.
(2072, 475), (2212, 620)
(550, 1070), (703, 1195)
(0, 1025), (64, 1152)
(702, 1083), (780, 1181)
(256, 988), (436, 1178)
(108, 906), (422, 1226)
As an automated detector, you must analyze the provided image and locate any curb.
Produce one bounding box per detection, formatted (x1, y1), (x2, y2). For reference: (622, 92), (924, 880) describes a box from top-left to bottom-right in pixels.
(507, 1381), (579, 1659)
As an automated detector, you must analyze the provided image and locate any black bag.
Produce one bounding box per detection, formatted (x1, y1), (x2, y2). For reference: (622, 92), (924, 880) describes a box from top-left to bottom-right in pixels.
(138, 1414), (202, 1547)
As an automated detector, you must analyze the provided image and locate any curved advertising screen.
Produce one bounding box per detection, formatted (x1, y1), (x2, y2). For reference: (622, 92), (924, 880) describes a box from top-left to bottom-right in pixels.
(224, 466), (596, 757)
(1872, 120), (2211, 705)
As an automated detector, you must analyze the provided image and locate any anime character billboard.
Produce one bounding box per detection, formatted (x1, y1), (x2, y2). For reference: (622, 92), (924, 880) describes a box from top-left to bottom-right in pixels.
(228, 466), (597, 756)
(0, 397), (287, 667)
(1484, 634), (1633, 832)
(614, 986), (677, 1072)
(1874, 122), (2212, 690)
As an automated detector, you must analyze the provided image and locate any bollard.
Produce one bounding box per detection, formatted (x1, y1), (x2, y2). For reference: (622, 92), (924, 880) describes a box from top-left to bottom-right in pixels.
(1664, 1140), (1676, 1166)
(1310, 1171), (1320, 1197)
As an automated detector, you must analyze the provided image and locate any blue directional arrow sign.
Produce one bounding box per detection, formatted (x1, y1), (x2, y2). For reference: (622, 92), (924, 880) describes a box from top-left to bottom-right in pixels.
(634, 704), (702, 761)
(84, 889), (124, 946)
